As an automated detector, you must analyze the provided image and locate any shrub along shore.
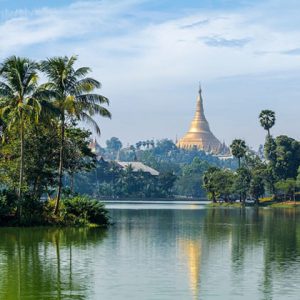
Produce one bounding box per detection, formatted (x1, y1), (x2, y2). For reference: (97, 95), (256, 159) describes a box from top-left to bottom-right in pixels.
(0, 193), (110, 227)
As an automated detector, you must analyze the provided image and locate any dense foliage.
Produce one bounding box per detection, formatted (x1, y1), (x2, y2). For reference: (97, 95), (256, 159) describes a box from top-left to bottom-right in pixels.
(62, 196), (110, 226)
(1, 55), (298, 227)
(0, 55), (110, 225)
(203, 110), (300, 204)
(72, 160), (177, 198)
(73, 138), (236, 199)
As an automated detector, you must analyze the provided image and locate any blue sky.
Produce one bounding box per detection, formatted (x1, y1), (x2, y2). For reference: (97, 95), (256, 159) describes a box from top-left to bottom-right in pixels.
(1, 0), (300, 149)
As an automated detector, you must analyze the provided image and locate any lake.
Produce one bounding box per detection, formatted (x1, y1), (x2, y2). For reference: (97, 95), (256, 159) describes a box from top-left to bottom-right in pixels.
(0, 202), (300, 299)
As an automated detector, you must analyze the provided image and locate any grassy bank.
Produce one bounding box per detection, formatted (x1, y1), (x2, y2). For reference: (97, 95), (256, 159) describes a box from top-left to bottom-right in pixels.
(270, 201), (300, 208)
(208, 202), (243, 208)
(208, 199), (300, 209)
(0, 194), (110, 227)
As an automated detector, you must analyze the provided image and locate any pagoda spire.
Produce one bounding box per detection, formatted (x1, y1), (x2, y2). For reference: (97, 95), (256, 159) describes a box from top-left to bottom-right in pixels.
(177, 84), (229, 154)
(190, 84), (209, 133)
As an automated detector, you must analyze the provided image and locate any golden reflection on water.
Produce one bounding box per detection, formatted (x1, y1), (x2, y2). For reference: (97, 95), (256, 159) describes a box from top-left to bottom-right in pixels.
(179, 239), (202, 299)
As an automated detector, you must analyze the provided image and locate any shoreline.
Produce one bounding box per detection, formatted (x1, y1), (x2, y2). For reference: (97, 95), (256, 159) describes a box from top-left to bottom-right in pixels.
(208, 201), (300, 208)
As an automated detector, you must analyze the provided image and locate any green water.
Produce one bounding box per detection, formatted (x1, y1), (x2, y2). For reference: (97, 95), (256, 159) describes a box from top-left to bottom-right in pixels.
(0, 203), (300, 299)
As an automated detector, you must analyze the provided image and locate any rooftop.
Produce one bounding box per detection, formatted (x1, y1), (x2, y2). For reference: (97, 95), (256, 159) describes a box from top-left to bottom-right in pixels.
(116, 161), (159, 176)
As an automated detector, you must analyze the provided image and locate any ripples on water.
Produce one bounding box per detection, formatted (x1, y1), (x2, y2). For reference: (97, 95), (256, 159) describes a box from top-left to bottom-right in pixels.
(0, 203), (299, 299)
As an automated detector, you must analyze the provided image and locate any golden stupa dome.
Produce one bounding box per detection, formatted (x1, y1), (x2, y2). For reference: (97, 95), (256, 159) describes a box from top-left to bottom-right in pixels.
(177, 86), (227, 154)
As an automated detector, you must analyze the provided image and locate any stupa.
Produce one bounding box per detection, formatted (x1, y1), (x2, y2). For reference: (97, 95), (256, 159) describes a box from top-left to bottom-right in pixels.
(177, 85), (228, 154)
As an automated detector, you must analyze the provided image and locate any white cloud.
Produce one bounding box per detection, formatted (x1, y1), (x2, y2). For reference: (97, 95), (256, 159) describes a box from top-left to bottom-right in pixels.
(1, 0), (300, 147)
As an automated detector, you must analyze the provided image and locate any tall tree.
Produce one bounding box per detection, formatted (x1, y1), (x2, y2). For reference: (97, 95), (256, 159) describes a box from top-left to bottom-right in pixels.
(249, 174), (265, 204)
(234, 167), (251, 203)
(0, 56), (47, 221)
(40, 56), (111, 214)
(259, 110), (276, 137)
(203, 167), (220, 202)
(230, 139), (247, 168)
(106, 137), (122, 152)
(272, 135), (300, 180)
(136, 141), (142, 150)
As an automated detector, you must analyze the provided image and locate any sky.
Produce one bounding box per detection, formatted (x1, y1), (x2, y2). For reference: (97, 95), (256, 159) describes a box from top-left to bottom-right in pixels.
(1, 0), (300, 149)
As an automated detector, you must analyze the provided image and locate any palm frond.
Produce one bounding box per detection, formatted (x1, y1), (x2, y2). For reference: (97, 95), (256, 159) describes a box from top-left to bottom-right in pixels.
(70, 78), (100, 94)
(76, 94), (109, 105)
(73, 67), (91, 79)
(80, 112), (101, 135)
(0, 82), (14, 97)
(85, 103), (111, 119)
(38, 99), (61, 118)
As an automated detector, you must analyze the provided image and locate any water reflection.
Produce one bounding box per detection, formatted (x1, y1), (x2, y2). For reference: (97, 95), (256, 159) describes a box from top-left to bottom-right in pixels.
(0, 206), (299, 299)
(179, 240), (201, 299)
(0, 228), (106, 300)
(202, 208), (300, 299)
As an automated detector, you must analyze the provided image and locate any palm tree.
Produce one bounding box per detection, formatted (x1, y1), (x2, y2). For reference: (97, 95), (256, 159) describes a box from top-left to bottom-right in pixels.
(230, 139), (247, 168)
(259, 110), (275, 137)
(136, 141), (142, 150)
(0, 56), (47, 221)
(40, 56), (111, 214)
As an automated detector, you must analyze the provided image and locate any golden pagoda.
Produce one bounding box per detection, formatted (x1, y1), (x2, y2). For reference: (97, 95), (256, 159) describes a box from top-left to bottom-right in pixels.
(177, 85), (227, 154)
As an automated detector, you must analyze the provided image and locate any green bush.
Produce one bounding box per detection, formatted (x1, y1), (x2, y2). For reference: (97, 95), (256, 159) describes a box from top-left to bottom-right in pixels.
(21, 195), (45, 225)
(62, 196), (110, 227)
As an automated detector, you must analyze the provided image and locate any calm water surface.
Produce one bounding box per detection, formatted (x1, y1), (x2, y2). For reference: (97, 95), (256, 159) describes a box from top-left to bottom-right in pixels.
(0, 203), (300, 299)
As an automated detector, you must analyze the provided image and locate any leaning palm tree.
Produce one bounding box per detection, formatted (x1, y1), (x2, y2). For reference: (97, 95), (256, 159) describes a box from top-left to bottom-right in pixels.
(40, 56), (111, 214)
(259, 110), (275, 137)
(230, 139), (247, 168)
(0, 56), (47, 221)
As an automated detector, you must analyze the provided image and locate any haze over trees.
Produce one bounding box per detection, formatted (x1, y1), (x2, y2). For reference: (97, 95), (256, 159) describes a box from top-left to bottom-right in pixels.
(75, 138), (236, 199)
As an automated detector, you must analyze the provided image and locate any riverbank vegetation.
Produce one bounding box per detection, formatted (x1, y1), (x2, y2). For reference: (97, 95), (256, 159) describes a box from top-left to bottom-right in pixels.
(68, 108), (300, 207)
(72, 138), (236, 199)
(0, 55), (110, 226)
(1, 56), (299, 226)
(203, 110), (300, 207)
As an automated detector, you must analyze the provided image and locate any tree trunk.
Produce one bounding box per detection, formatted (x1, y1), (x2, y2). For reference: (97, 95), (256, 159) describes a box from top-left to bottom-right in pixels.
(17, 116), (24, 223)
(212, 192), (216, 203)
(54, 116), (65, 215)
(237, 158), (242, 202)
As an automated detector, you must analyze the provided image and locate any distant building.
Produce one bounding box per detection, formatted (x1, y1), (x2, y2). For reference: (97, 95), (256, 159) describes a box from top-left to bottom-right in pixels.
(88, 138), (102, 156)
(116, 161), (159, 176)
(177, 86), (230, 156)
